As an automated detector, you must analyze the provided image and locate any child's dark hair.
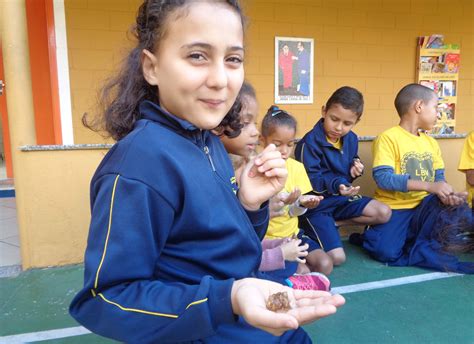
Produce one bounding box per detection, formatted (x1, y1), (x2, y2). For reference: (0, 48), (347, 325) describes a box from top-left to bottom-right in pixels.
(325, 86), (364, 119)
(215, 81), (256, 138)
(261, 105), (297, 137)
(83, 0), (245, 141)
(239, 81), (256, 101)
(435, 204), (473, 254)
(394, 83), (437, 117)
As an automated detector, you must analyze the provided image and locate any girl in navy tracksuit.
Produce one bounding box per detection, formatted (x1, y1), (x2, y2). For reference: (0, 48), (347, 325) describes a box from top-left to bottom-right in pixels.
(69, 1), (344, 343)
(295, 87), (391, 273)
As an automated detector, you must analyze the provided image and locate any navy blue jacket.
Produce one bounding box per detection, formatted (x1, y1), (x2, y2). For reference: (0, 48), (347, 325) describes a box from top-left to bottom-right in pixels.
(69, 101), (272, 343)
(295, 118), (359, 197)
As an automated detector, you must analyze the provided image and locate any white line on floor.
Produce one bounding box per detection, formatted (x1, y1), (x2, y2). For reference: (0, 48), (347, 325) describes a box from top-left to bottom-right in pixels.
(0, 272), (463, 343)
(0, 327), (90, 343)
(331, 271), (462, 295)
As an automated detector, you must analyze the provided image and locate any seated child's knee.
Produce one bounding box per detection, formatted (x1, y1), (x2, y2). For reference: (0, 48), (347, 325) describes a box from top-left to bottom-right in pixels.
(378, 205), (392, 223)
(328, 249), (346, 266)
(307, 249), (333, 275)
(373, 246), (402, 263)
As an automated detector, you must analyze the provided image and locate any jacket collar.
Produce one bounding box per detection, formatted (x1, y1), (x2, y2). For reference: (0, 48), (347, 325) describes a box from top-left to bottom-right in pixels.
(312, 118), (336, 148)
(138, 100), (209, 144)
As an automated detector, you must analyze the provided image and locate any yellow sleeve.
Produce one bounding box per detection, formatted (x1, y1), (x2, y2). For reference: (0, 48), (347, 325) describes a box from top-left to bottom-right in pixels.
(458, 131), (474, 171)
(372, 133), (396, 169)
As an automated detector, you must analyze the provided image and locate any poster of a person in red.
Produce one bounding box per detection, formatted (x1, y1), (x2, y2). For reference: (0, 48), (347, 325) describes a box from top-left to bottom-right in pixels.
(279, 44), (296, 89)
(275, 37), (314, 104)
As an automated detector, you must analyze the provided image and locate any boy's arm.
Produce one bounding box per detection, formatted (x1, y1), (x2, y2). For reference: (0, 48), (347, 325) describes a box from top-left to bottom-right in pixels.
(373, 166), (453, 198)
(297, 142), (351, 194)
(373, 167), (446, 192)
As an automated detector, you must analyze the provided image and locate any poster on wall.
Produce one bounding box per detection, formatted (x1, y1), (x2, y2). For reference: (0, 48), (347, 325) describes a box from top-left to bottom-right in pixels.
(274, 37), (314, 104)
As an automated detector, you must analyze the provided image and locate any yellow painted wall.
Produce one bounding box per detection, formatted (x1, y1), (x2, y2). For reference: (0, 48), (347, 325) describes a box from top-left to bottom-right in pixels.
(18, 149), (107, 268)
(66, 0), (473, 142)
(64, 0), (142, 144)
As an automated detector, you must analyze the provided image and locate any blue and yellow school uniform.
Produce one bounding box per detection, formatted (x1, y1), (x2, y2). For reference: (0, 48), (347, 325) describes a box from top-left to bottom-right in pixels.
(363, 126), (473, 273)
(265, 158), (312, 239)
(295, 118), (371, 251)
(458, 131), (474, 207)
(69, 101), (312, 343)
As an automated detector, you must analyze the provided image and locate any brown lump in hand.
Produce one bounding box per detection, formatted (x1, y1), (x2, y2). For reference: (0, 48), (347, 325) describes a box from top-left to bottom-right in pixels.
(266, 291), (291, 312)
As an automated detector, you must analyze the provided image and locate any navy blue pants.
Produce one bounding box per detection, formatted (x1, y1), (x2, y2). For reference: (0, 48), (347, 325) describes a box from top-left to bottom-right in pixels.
(363, 194), (474, 274)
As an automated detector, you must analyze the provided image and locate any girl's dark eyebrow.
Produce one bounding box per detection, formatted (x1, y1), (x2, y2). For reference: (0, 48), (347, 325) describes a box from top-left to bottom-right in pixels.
(181, 42), (244, 53)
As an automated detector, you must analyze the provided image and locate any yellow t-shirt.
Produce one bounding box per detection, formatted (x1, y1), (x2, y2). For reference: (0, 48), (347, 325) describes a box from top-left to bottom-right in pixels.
(373, 126), (444, 209)
(265, 158), (313, 239)
(327, 136), (342, 150)
(458, 131), (474, 207)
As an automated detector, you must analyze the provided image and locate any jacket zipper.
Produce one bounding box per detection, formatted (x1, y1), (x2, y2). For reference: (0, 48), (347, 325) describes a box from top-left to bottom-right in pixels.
(203, 146), (216, 171)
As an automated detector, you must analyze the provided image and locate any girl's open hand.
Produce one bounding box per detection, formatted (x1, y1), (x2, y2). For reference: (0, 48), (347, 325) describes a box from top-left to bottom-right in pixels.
(299, 195), (323, 209)
(239, 144), (287, 210)
(231, 278), (345, 337)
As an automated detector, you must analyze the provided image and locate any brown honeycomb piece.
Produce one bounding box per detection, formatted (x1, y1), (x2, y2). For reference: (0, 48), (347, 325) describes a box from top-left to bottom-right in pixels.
(266, 291), (290, 312)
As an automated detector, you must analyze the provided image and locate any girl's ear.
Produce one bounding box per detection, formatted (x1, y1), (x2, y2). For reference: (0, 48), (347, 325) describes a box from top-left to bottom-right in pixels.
(142, 49), (159, 86)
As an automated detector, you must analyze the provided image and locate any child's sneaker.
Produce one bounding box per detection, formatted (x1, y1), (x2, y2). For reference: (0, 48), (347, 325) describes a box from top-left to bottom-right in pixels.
(349, 232), (364, 247)
(285, 272), (330, 291)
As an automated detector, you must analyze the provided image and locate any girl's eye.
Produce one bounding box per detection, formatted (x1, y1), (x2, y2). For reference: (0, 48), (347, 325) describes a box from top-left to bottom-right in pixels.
(226, 55), (244, 65)
(189, 53), (206, 61)
(288, 142), (294, 147)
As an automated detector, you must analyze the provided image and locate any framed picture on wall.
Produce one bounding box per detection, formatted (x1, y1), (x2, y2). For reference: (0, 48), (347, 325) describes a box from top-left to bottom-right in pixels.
(274, 36), (314, 104)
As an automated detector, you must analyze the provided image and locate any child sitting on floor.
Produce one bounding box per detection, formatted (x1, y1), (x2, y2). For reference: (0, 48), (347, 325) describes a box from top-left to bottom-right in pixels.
(295, 86), (391, 273)
(355, 83), (473, 273)
(258, 105), (330, 289)
(220, 84), (330, 291)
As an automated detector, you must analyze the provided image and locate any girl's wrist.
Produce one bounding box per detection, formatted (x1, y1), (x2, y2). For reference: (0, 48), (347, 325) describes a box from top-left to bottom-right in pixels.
(238, 197), (261, 211)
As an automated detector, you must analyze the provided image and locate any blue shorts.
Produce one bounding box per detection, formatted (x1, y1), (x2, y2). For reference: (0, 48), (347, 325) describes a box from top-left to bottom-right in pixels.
(297, 229), (321, 252)
(300, 195), (372, 251)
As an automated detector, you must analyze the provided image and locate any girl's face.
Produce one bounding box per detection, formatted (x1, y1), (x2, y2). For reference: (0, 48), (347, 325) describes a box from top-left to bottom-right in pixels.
(418, 95), (439, 131)
(220, 95), (260, 159)
(321, 103), (359, 142)
(142, 2), (244, 129)
(261, 125), (296, 160)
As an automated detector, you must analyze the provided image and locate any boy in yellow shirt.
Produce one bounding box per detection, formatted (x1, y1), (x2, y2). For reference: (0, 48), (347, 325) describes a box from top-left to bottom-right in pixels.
(458, 131), (474, 207)
(357, 83), (473, 273)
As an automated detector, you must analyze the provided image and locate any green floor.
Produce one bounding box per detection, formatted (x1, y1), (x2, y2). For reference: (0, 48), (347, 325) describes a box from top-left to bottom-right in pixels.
(1, 242), (473, 343)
